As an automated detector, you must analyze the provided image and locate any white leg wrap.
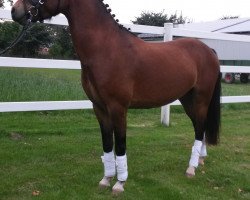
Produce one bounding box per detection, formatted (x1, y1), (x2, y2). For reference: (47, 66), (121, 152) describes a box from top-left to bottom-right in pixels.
(101, 151), (116, 177)
(116, 154), (128, 182)
(189, 140), (202, 168)
(200, 138), (207, 157)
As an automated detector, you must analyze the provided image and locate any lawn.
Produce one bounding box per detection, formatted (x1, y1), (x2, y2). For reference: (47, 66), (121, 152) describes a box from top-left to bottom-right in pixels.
(0, 68), (249, 199)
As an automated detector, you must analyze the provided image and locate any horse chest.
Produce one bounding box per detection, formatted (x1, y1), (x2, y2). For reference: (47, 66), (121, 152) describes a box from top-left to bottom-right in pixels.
(81, 69), (103, 106)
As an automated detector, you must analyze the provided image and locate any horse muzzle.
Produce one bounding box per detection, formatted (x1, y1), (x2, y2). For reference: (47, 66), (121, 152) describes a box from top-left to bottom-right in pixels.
(11, 0), (41, 25)
(11, 5), (29, 25)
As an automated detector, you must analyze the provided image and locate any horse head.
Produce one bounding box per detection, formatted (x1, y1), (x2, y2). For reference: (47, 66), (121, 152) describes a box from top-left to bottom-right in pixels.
(11, 0), (64, 25)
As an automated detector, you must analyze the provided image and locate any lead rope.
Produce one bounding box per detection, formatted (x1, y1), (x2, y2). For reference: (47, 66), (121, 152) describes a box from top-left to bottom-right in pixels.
(0, 19), (32, 56)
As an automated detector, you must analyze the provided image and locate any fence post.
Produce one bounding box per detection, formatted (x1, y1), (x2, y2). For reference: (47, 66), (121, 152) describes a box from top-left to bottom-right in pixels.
(161, 23), (173, 126)
(164, 23), (173, 41)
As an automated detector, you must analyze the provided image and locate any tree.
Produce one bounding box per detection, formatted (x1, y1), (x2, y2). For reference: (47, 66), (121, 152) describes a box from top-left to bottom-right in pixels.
(0, 22), (52, 57)
(0, 21), (21, 54)
(49, 26), (76, 59)
(0, 0), (75, 59)
(132, 11), (188, 27)
(0, 0), (13, 8)
(0, 21), (76, 58)
(13, 24), (52, 57)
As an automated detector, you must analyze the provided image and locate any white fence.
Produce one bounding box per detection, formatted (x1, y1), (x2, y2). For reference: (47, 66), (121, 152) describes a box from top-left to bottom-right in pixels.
(0, 9), (250, 125)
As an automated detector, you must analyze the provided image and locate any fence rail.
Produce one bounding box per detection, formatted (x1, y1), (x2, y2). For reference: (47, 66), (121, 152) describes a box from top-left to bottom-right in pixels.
(0, 9), (249, 125)
(0, 101), (93, 112)
(1, 57), (250, 73)
(0, 57), (80, 69)
(0, 96), (250, 113)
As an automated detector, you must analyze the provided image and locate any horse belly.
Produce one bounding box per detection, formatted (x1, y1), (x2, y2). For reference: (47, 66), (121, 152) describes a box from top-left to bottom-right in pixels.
(130, 65), (196, 108)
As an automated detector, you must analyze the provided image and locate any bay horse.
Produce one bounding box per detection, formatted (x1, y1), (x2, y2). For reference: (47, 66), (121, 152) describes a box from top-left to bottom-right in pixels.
(11, 0), (221, 194)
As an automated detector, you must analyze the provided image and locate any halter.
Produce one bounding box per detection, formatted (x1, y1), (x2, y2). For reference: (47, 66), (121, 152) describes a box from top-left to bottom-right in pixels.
(27, 0), (45, 20)
(29, 0), (44, 7)
(25, 0), (61, 22)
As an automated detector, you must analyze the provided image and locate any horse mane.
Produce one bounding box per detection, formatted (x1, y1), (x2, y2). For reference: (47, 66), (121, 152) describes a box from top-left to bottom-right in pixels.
(99, 0), (136, 37)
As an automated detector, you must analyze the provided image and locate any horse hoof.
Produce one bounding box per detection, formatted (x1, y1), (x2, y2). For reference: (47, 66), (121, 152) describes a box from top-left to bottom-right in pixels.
(112, 181), (125, 195)
(186, 166), (195, 177)
(199, 157), (205, 166)
(99, 177), (112, 189)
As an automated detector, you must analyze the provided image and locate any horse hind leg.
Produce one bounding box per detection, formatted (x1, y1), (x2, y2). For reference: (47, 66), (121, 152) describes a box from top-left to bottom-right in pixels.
(186, 122), (207, 177)
(186, 71), (222, 176)
(199, 137), (207, 166)
(179, 91), (209, 177)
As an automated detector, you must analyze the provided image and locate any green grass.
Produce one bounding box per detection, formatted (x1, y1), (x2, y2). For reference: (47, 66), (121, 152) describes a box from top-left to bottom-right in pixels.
(221, 81), (250, 96)
(0, 68), (249, 199)
(0, 68), (86, 101)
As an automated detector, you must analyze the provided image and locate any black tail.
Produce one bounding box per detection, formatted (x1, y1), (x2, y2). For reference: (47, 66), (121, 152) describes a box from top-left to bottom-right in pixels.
(205, 73), (221, 145)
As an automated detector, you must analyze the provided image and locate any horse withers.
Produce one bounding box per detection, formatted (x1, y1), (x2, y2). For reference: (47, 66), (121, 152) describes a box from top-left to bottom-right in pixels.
(11, 0), (221, 194)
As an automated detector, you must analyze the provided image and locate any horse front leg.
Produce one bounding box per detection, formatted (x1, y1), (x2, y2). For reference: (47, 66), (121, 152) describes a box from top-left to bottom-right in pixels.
(93, 105), (116, 188)
(109, 104), (128, 195)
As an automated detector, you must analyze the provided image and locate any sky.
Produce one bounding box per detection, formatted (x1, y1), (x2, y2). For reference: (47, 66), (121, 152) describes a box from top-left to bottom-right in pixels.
(104, 0), (250, 23)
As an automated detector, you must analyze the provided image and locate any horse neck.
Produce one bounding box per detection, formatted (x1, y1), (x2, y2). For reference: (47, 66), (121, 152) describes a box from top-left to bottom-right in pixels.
(63, 0), (132, 59)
